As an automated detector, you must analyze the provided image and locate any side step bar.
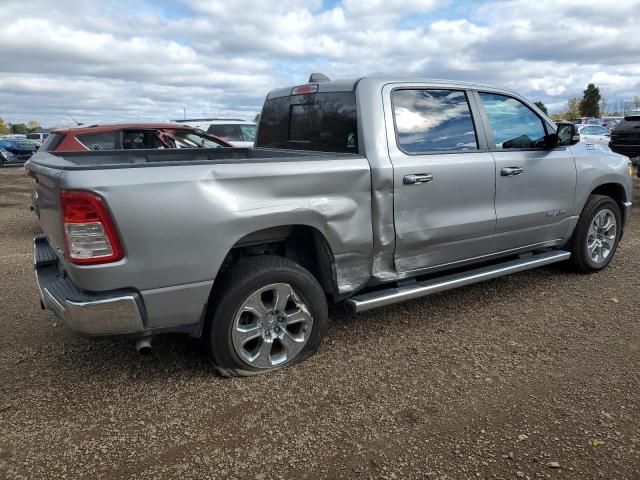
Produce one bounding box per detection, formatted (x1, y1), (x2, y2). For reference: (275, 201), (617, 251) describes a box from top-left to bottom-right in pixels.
(346, 250), (571, 314)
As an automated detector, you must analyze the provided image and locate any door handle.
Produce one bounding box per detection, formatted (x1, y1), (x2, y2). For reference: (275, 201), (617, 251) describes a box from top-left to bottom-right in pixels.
(404, 173), (434, 185)
(501, 167), (524, 177)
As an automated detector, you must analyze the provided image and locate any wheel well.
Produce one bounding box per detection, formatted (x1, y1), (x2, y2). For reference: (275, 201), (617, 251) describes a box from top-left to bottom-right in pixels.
(218, 225), (338, 300)
(590, 183), (626, 216)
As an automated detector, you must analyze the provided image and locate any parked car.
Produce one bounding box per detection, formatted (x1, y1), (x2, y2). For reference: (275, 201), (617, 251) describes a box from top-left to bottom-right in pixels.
(577, 124), (612, 146)
(171, 119), (257, 148)
(601, 119), (620, 131)
(609, 115), (640, 161)
(0, 138), (38, 166)
(26, 75), (633, 376)
(40, 123), (232, 152)
(0, 134), (27, 140)
(26, 132), (50, 144)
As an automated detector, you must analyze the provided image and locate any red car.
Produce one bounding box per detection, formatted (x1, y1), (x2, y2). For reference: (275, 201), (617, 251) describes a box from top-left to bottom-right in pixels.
(42, 123), (233, 152)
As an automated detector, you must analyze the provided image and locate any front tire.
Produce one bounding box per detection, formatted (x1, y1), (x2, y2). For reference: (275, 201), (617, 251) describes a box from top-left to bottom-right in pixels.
(206, 255), (328, 376)
(570, 195), (621, 272)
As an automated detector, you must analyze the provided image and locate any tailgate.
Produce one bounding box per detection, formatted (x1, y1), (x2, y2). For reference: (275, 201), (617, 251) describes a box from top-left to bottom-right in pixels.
(26, 161), (67, 263)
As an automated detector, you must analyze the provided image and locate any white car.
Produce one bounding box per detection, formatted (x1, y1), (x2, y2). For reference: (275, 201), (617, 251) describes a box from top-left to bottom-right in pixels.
(577, 124), (611, 147)
(26, 132), (50, 144)
(171, 119), (257, 148)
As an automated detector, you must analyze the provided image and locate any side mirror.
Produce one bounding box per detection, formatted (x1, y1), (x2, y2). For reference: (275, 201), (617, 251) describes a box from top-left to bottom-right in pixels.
(556, 122), (580, 146)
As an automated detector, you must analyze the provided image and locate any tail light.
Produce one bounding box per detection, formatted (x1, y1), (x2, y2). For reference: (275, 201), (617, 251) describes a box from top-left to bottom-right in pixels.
(60, 191), (123, 264)
(291, 84), (318, 95)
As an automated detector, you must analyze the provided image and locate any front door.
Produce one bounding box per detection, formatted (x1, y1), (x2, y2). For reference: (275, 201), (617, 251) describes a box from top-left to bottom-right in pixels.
(384, 85), (497, 273)
(474, 91), (577, 251)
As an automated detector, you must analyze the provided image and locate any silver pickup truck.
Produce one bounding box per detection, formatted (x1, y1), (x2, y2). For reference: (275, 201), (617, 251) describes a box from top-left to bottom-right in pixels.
(27, 76), (634, 376)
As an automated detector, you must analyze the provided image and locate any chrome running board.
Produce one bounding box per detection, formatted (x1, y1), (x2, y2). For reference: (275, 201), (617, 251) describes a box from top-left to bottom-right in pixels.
(346, 250), (571, 314)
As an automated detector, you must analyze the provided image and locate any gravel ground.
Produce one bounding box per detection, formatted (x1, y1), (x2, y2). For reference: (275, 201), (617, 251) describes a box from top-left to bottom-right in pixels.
(1, 166), (639, 480)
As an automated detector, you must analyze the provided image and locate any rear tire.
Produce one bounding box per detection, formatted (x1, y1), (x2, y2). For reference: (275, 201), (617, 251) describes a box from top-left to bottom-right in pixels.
(205, 255), (328, 377)
(569, 195), (621, 273)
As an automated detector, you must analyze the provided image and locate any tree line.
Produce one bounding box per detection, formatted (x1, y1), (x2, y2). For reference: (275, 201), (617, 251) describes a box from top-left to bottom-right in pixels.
(536, 84), (640, 122)
(0, 118), (43, 135)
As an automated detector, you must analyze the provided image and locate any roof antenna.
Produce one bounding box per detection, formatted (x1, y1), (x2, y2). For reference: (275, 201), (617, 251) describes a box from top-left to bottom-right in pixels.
(309, 73), (330, 83)
(64, 110), (82, 126)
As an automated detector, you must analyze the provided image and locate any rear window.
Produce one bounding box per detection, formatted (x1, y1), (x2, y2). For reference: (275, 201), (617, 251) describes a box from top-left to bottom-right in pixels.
(39, 133), (64, 152)
(26, 133), (41, 140)
(256, 91), (358, 153)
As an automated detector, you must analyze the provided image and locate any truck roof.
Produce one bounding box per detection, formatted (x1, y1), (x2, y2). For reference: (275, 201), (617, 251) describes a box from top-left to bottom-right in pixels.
(266, 76), (520, 99)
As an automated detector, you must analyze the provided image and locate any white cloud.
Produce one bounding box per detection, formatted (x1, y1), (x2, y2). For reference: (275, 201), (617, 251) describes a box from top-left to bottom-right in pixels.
(0, 0), (639, 126)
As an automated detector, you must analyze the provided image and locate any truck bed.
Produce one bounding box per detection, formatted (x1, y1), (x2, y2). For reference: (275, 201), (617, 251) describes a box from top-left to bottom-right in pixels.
(28, 147), (361, 170)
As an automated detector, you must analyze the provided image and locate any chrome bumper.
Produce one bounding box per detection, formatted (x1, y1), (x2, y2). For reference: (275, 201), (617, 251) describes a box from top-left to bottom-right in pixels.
(623, 201), (633, 228)
(34, 235), (144, 336)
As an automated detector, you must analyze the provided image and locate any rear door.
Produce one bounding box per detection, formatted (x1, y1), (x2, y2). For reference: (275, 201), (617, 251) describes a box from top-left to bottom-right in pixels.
(474, 91), (576, 251)
(383, 84), (497, 272)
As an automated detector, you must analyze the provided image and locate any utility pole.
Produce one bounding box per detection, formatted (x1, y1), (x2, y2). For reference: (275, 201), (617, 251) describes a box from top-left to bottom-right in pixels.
(183, 106), (186, 120)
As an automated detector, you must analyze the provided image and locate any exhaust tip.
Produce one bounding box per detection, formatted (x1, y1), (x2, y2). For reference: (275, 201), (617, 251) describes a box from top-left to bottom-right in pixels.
(135, 336), (152, 355)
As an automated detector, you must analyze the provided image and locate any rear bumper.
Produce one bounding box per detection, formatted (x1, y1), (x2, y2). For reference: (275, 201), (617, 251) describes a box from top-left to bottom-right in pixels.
(34, 235), (145, 336)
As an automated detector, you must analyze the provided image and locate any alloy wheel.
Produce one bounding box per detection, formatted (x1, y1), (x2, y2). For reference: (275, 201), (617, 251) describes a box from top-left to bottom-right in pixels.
(231, 283), (313, 369)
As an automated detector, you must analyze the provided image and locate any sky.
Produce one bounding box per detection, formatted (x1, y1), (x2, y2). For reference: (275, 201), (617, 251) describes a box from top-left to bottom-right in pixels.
(1, 0), (639, 126)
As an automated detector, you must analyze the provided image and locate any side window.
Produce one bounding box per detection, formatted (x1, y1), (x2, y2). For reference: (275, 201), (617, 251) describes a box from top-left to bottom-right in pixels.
(122, 130), (164, 149)
(76, 132), (119, 151)
(392, 89), (478, 153)
(478, 93), (547, 149)
(208, 125), (243, 141)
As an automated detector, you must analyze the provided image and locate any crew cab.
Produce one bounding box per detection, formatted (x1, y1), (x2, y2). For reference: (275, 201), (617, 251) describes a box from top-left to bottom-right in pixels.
(26, 75), (634, 376)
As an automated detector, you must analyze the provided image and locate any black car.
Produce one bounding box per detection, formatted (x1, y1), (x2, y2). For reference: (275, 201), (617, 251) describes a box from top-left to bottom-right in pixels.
(610, 115), (640, 161)
(0, 138), (38, 166)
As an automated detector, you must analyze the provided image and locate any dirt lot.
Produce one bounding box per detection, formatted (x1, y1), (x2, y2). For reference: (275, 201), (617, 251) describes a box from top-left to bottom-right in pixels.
(0, 166), (639, 480)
